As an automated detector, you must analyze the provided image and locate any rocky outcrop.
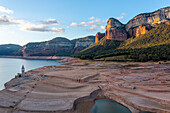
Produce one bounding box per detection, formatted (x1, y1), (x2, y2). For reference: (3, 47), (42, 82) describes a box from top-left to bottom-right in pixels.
(126, 7), (170, 37)
(21, 36), (95, 56)
(105, 18), (128, 41)
(105, 27), (128, 41)
(95, 32), (105, 43)
(128, 24), (152, 37)
(95, 18), (128, 43)
(125, 7), (170, 31)
(95, 7), (170, 43)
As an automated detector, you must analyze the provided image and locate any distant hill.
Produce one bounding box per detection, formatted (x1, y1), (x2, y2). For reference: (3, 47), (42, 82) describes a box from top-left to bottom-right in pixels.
(0, 44), (22, 56)
(20, 36), (95, 56)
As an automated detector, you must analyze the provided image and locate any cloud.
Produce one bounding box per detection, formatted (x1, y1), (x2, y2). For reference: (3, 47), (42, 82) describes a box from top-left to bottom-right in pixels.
(21, 24), (65, 33)
(0, 15), (65, 33)
(0, 15), (28, 26)
(70, 19), (105, 27)
(98, 26), (105, 31)
(0, 15), (17, 25)
(89, 27), (96, 32)
(89, 16), (95, 20)
(0, 6), (13, 14)
(70, 22), (80, 27)
(70, 18), (106, 32)
(116, 13), (126, 20)
(20, 24), (48, 32)
(20, 22), (65, 33)
(121, 13), (126, 16)
(41, 19), (59, 25)
(51, 27), (65, 33)
(116, 16), (124, 20)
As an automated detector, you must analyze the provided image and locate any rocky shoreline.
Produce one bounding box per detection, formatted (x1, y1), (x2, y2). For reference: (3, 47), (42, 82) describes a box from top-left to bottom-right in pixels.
(0, 58), (170, 113)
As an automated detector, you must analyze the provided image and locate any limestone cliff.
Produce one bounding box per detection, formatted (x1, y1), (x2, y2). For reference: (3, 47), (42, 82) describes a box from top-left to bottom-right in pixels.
(126, 7), (170, 31)
(95, 18), (128, 43)
(125, 7), (170, 37)
(105, 18), (128, 41)
(95, 7), (170, 43)
(95, 32), (105, 43)
(128, 24), (152, 37)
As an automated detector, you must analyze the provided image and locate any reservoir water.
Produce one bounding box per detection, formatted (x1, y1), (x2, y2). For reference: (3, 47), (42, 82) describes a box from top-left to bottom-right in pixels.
(0, 58), (62, 90)
(91, 99), (131, 113)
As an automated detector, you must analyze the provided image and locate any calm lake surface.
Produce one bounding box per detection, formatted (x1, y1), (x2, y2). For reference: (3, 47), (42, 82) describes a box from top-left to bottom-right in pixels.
(0, 58), (62, 90)
(91, 99), (131, 113)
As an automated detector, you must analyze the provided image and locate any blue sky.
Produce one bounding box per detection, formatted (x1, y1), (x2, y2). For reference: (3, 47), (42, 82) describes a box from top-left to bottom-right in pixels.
(0, 0), (169, 45)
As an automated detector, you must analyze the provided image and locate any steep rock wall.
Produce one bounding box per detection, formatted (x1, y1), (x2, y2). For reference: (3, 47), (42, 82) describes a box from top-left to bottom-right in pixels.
(95, 32), (105, 43)
(105, 18), (128, 41)
(95, 7), (170, 43)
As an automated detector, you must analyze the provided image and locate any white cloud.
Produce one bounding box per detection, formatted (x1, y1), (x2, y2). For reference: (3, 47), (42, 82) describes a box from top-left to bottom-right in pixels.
(116, 16), (124, 20)
(116, 13), (126, 20)
(20, 22), (65, 33)
(70, 22), (80, 27)
(89, 27), (96, 32)
(100, 26), (105, 29)
(70, 18), (106, 32)
(0, 6), (13, 14)
(20, 23), (48, 32)
(0, 15), (65, 33)
(91, 24), (98, 28)
(70, 19), (105, 27)
(89, 16), (95, 20)
(41, 19), (59, 25)
(0, 15), (17, 25)
(51, 27), (65, 33)
(121, 13), (126, 16)
(98, 26), (105, 31)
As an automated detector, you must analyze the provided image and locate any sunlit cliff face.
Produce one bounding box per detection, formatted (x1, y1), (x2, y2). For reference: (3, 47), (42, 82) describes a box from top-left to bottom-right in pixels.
(95, 7), (170, 44)
(105, 18), (123, 30)
(136, 25), (148, 37)
(105, 18), (127, 41)
(22, 46), (27, 56)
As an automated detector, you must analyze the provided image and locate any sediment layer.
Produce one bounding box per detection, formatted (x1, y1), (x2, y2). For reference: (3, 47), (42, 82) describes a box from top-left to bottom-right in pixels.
(0, 58), (170, 113)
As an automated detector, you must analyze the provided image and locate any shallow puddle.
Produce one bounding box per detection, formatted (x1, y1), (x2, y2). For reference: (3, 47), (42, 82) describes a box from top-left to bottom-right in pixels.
(90, 99), (131, 113)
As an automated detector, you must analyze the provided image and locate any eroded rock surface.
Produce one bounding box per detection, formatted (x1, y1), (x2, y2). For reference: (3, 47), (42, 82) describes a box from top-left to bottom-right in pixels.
(0, 59), (170, 113)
